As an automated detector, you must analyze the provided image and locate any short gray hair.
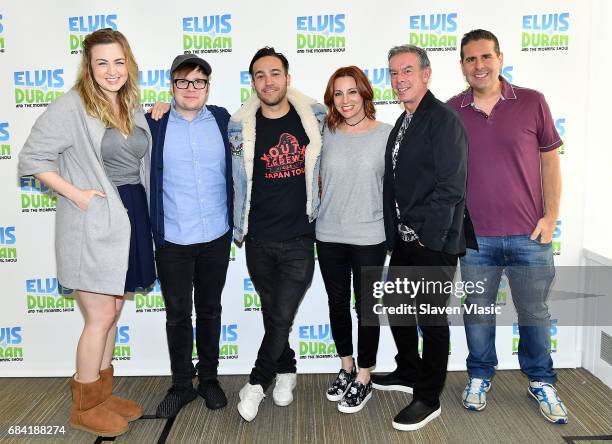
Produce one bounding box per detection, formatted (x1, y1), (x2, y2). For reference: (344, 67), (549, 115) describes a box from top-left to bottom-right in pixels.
(388, 45), (431, 69)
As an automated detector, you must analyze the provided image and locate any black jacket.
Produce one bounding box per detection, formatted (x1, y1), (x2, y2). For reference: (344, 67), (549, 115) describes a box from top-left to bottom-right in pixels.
(146, 105), (233, 249)
(383, 90), (476, 255)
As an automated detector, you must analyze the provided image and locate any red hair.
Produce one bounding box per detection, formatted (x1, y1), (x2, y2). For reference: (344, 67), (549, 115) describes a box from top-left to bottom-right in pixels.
(323, 66), (376, 133)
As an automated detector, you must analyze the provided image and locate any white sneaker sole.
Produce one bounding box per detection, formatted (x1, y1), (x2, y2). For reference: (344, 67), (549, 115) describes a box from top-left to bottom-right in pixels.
(337, 391), (372, 414)
(237, 402), (257, 422)
(273, 395), (294, 407)
(462, 399), (486, 411)
(372, 383), (413, 394)
(392, 406), (441, 431)
(326, 385), (351, 402)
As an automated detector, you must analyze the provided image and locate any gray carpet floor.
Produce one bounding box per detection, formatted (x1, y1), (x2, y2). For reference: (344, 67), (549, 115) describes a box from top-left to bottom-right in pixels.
(0, 369), (610, 443)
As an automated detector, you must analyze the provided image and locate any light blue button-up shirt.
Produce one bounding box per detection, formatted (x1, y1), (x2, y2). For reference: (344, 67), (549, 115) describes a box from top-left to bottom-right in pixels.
(163, 102), (228, 245)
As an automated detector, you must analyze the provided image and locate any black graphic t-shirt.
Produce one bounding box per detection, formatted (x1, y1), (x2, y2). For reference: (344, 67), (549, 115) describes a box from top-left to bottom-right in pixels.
(248, 104), (314, 241)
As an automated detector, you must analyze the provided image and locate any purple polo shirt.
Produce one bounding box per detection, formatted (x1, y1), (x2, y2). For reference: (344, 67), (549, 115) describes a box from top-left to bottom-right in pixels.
(447, 78), (563, 236)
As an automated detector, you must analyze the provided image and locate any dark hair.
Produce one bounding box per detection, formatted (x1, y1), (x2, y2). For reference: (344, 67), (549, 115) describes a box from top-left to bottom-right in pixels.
(249, 46), (289, 77)
(172, 62), (207, 80)
(323, 66), (376, 133)
(460, 29), (501, 61)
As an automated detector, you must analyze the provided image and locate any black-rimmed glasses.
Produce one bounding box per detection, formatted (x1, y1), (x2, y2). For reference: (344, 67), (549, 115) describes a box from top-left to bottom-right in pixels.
(173, 78), (208, 89)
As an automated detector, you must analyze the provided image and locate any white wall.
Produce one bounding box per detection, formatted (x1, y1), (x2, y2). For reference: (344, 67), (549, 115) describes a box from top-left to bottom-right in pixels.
(0, 0), (592, 377)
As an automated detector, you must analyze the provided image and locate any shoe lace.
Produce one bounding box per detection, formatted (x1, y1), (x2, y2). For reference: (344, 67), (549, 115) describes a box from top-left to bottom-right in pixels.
(245, 385), (264, 402)
(468, 378), (486, 394)
(539, 384), (561, 405)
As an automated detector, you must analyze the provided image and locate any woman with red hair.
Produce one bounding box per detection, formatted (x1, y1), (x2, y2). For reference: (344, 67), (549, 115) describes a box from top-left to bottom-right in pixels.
(317, 66), (391, 413)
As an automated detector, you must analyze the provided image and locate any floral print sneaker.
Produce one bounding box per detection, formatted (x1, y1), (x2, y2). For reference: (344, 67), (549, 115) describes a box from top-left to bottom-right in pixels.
(326, 367), (356, 402)
(338, 379), (373, 413)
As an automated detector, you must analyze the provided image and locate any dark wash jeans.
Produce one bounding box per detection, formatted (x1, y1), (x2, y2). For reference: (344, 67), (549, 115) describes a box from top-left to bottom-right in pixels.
(387, 239), (458, 407)
(155, 230), (231, 389)
(245, 234), (315, 389)
(316, 240), (387, 369)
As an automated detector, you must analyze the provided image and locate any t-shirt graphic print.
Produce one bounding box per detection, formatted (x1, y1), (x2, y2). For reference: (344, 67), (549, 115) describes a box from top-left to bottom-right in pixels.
(248, 104), (314, 241)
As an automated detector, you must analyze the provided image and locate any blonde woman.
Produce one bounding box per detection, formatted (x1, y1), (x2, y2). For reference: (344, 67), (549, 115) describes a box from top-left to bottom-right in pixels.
(18, 28), (154, 437)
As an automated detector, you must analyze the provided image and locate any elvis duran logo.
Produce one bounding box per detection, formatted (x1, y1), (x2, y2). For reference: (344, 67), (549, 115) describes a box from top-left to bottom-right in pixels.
(135, 280), (165, 313)
(139, 68), (172, 107)
(182, 15), (232, 54)
(239, 71), (254, 104)
(552, 219), (562, 256)
(14, 69), (65, 108)
(0, 226), (17, 262)
(496, 273), (509, 306)
(296, 14), (346, 54)
(409, 13), (458, 51)
(0, 14), (5, 52)
(521, 13), (569, 52)
(243, 278), (261, 311)
(113, 325), (131, 360)
(501, 66), (513, 83)
(298, 324), (337, 359)
(68, 14), (117, 54)
(26, 277), (74, 314)
(555, 118), (566, 154)
(363, 68), (398, 105)
(20, 177), (56, 213)
(0, 122), (10, 160)
(192, 324), (238, 360)
(513, 320), (558, 353)
(0, 327), (23, 361)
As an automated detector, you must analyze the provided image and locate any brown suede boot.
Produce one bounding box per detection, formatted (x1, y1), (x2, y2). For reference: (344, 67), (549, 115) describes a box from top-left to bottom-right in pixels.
(100, 366), (144, 422)
(69, 376), (129, 437)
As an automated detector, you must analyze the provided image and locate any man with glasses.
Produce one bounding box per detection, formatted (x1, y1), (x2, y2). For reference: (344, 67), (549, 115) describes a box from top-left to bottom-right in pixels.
(146, 54), (233, 418)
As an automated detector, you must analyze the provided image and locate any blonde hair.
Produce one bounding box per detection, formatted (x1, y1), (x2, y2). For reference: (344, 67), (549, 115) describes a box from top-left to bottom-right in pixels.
(75, 28), (140, 135)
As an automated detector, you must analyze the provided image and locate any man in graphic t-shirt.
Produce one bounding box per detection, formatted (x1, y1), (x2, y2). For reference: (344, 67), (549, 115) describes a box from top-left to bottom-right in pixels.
(228, 47), (326, 422)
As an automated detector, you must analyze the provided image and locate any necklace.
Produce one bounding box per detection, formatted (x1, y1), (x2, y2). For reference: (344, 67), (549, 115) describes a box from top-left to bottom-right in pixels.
(345, 113), (367, 127)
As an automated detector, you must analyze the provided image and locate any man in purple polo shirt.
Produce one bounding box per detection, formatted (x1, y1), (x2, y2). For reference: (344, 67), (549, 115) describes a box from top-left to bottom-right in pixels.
(447, 29), (567, 424)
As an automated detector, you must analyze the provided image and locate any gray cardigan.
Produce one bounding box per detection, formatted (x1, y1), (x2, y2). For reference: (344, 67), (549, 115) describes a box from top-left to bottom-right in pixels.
(18, 89), (152, 296)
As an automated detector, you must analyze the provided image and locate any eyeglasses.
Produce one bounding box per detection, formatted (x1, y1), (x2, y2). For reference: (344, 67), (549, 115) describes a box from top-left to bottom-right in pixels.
(173, 78), (208, 89)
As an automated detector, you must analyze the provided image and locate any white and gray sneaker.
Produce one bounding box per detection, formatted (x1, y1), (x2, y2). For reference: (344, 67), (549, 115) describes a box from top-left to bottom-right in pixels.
(273, 373), (297, 406)
(237, 383), (265, 422)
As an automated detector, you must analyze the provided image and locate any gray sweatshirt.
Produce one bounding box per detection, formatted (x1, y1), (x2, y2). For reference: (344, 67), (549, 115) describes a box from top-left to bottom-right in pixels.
(316, 122), (392, 245)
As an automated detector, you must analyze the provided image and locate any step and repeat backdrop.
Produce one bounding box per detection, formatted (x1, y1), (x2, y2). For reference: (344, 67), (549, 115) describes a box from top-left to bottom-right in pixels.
(0, 0), (588, 376)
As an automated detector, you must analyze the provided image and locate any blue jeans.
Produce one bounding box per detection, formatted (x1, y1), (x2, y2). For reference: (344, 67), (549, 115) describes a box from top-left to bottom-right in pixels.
(461, 235), (556, 383)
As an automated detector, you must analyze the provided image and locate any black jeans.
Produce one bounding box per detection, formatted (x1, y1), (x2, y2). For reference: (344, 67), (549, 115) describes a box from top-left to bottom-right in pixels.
(388, 239), (458, 407)
(155, 230), (231, 389)
(316, 240), (387, 368)
(245, 235), (315, 389)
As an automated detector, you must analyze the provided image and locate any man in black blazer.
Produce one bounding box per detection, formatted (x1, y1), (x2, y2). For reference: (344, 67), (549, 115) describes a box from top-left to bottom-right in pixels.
(371, 45), (473, 431)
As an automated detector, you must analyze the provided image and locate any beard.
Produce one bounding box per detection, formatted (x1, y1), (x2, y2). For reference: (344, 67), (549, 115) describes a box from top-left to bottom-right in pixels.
(256, 84), (288, 107)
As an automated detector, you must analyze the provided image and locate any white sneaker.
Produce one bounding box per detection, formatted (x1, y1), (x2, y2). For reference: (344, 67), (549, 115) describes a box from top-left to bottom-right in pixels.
(237, 383), (265, 422)
(273, 373), (297, 406)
